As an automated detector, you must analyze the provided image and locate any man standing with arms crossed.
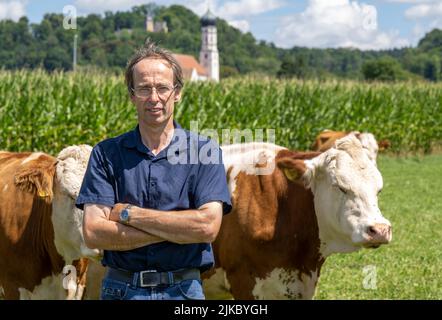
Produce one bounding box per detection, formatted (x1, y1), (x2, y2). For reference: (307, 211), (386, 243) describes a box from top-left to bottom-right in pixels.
(76, 41), (231, 300)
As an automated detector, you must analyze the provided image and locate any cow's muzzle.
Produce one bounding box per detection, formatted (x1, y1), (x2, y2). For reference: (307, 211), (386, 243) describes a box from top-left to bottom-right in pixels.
(364, 223), (392, 247)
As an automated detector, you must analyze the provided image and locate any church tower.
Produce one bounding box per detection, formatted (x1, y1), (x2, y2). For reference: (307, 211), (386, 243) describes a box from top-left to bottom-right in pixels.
(145, 12), (154, 32)
(199, 10), (219, 82)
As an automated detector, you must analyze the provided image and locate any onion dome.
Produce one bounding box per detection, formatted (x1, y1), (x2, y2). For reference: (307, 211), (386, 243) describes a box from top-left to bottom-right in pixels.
(201, 9), (216, 27)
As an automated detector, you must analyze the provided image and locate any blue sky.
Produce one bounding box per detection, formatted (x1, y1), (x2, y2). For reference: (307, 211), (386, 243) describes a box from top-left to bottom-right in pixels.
(1, 0), (441, 50)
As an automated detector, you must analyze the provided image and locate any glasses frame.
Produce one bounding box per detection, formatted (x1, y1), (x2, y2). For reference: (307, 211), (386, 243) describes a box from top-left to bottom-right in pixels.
(131, 84), (178, 101)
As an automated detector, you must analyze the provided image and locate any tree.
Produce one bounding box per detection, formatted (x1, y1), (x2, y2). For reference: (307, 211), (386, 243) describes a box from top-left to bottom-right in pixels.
(423, 56), (440, 81)
(362, 57), (407, 81)
(418, 29), (442, 53)
(44, 47), (71, 70)
(220, 65), (239, 78)
(277, 55), (309, 79)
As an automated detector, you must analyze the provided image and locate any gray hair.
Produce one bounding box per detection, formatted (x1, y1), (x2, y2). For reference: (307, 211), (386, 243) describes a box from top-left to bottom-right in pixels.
(125, 39), (184, 95)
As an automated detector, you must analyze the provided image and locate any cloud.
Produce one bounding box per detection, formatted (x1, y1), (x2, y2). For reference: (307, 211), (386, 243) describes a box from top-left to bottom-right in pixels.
(72, 0), (283, 36)
(275, 0), (409, 50)
(405, 2), (442, 19)
(227, 19), (250, 32)
(217, 0), (285, 18)
(179, 0), (217, 16)
(398, 0), (442, 45)
(165, 0), (285, 34)
(385, 0), (438, 3)
(73, 0), (146, 14)
(0, 0), (26, 21)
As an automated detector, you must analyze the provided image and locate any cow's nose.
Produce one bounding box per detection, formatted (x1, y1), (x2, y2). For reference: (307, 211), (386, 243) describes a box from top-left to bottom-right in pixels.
(366, 223), (392, 244)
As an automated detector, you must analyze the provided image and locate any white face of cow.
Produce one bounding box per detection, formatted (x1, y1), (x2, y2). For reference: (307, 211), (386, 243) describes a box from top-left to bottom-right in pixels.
(52, 145), (102, 263)
(304, 134), (392, 255)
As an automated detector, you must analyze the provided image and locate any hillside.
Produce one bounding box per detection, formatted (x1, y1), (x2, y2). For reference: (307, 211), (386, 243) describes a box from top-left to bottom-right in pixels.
(0, 3), (440, 81)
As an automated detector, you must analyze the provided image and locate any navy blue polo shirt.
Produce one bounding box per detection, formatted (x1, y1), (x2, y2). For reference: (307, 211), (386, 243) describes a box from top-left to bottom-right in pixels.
(75, 122), (232, 272)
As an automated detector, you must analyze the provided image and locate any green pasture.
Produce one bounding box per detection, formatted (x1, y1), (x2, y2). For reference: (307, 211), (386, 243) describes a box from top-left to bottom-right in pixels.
(316, 154), (442, 299)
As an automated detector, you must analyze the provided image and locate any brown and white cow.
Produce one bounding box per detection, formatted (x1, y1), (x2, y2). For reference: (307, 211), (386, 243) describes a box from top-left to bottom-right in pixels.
(0, 146), (100, 299)
(202, 133), (392, 299)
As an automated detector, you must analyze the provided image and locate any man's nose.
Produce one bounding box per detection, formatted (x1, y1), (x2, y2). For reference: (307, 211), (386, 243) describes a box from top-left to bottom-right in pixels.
(147, 89), (160, 101)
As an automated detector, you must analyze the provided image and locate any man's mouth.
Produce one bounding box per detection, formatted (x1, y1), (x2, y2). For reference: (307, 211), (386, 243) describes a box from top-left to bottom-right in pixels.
(147, 107), (163, 113)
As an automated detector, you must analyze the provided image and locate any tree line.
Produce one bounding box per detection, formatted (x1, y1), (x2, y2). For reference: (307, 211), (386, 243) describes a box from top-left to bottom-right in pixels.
(0, 3), (441, 81)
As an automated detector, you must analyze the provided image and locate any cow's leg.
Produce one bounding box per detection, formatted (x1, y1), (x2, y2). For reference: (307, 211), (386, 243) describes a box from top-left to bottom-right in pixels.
(72, 258), (89, 300)
(224, 268), (257, 300)
(2, 283), (20, 300)
(203, 268), (234, 300)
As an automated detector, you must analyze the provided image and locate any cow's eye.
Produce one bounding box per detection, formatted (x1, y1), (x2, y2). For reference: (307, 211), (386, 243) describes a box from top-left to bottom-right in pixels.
(338, 186), (347, 194)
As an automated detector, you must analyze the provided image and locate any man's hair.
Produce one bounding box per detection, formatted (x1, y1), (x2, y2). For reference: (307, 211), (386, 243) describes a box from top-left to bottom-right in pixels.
(125, 39), (184, 95)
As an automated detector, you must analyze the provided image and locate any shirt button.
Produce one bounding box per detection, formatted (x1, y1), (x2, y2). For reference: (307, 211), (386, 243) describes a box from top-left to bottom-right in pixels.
(149, 251), (154, 256)
(150, 182), (156, 187)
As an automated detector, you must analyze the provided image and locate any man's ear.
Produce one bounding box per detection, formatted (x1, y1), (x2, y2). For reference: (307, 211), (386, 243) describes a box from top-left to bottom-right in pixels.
(276, 154), (307, 182)
(174, 88), (182, 102)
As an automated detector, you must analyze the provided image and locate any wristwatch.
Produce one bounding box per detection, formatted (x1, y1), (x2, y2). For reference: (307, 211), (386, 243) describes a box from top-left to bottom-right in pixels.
(119, 205), (132, 225)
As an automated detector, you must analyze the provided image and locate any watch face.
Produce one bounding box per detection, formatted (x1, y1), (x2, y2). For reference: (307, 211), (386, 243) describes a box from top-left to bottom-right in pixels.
(120, 209), (129, 223)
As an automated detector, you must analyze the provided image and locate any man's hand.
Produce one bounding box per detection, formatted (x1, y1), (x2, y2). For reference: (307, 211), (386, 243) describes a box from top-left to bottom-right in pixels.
(109, 203), (131, 222)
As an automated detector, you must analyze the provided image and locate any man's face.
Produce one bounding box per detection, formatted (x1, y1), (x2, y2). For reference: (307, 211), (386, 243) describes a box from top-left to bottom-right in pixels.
(130, 58), (181, 127)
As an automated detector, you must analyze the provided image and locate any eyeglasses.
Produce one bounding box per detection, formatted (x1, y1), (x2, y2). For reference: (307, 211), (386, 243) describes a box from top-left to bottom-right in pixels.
(131, 84), (177, 99)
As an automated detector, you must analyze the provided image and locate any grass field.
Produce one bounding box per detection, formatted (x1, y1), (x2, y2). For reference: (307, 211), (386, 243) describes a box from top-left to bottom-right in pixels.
(316, 154), (442, 299)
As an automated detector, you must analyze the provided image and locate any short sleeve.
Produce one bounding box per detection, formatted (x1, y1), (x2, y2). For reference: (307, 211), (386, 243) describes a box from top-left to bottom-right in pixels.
(194, 142), (232, 215)
(75, 144), (116, 210)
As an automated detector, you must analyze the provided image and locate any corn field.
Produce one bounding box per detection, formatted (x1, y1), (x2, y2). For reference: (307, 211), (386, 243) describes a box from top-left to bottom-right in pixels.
(0, 69), (441, 156)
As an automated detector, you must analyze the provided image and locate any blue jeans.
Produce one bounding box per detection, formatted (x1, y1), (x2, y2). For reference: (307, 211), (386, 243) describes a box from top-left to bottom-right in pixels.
(100, 277), (206, 300)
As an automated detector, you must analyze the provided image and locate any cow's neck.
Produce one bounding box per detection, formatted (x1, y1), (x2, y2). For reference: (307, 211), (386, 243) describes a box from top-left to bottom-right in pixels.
(319, 237), (361, 257)
(281, 180), (324, 261)
(25, 196), (65, 275)
(262, 179), (326, 299)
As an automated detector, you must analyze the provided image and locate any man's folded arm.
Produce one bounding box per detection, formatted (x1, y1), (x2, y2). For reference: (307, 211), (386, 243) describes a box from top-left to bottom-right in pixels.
(82, 203), (166, 251)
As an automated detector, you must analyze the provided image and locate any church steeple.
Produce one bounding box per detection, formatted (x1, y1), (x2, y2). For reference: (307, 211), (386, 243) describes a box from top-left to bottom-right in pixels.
(199, 9), (219, 82)
(145, 11), (154, 32)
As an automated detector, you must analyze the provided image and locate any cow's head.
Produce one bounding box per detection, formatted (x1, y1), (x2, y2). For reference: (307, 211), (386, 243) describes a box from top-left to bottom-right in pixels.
(52, 145), (102, 263)
(277, 133), (392, 256)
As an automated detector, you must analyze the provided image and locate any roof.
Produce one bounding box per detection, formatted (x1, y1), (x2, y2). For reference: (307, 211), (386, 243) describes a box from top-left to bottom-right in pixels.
(173, 53), (207, 78)
(201, 9), (216, 27)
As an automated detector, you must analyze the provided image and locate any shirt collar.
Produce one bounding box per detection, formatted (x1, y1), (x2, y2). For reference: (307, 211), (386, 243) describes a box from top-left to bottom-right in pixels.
(122, 120), (188, 156)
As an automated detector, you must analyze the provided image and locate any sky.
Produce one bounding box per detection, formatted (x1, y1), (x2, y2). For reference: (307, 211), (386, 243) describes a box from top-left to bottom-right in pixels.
(0, 0), (441, 50)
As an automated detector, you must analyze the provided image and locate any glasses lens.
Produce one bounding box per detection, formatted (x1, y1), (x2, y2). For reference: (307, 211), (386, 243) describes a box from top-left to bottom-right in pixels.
(134, 85), (175, 99)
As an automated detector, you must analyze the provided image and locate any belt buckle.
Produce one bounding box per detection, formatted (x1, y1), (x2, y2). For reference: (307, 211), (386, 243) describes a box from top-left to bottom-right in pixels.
(139, 270), (159, 288)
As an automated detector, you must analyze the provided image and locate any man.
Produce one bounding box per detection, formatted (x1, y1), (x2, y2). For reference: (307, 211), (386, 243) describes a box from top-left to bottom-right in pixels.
(76, 41), (231, 300)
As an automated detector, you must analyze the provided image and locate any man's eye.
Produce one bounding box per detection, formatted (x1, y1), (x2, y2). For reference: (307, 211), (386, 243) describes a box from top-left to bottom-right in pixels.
(158, 86), (170, 93)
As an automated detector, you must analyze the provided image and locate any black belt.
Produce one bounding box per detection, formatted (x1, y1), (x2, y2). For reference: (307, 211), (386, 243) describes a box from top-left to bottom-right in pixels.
(106, 267), (201, 288)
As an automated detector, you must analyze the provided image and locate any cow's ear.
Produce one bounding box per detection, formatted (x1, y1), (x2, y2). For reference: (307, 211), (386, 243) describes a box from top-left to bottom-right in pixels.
(14, 155), (57, 203)
(276, 156), (307, 182)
